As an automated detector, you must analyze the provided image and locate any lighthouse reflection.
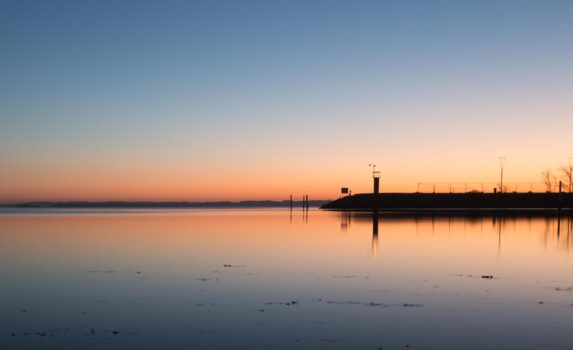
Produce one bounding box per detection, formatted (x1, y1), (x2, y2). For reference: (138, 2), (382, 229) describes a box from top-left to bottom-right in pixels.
(372, 212), (379, 257)
(339, 212), (573, 257)
(338, 211), (380, 257)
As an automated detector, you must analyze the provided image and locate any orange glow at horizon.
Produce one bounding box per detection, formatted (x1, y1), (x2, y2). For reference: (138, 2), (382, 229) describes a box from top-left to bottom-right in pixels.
(1, 149), (571, 202)
(0, 171), (567, 203)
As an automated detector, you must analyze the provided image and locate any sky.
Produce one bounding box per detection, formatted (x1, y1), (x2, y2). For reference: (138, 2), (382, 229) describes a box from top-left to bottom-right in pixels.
(1, 0), (572, 202)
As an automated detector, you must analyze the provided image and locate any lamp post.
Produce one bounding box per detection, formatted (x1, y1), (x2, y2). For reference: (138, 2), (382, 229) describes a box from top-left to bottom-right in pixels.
(499, 157), (505, 193)
(569, 157), (573, 193)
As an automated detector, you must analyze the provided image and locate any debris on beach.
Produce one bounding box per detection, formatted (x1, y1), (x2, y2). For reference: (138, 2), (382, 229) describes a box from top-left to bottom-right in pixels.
(86, 270), (115, 274)
(332, 275), (357, 279)
(16, 331), (53, 337)
(320, 299), (423, 308)
(402, 303), (423, 307)
(455, 274), (497, 280)
(263, 300), (300, 306)
(331, 274), (371, 279)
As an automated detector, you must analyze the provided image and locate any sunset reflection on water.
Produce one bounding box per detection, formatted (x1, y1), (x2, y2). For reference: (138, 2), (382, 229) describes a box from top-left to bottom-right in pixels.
(1, 209), (572, 349)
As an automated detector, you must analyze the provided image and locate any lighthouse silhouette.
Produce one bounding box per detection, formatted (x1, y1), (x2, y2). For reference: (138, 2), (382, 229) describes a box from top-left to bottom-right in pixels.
(369, 164), (380, 194)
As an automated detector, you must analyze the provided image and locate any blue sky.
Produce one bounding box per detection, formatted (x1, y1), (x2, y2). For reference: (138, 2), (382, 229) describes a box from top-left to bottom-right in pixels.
(1, 0), (573, 200)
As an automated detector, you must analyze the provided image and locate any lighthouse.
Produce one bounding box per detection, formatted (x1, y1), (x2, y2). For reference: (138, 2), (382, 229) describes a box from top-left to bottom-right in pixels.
(369, 164), (381, 194)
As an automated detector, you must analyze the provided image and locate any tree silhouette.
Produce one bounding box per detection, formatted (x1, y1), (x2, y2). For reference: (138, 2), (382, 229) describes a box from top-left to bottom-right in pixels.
(541, 169), (557, 192)
(560, 165), (572, 193)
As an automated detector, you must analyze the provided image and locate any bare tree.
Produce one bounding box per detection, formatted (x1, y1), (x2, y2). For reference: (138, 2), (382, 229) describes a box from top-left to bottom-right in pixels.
(542, 169), (555, 192)
(560, 165), (572, 193)
(552, 174), (559, 192)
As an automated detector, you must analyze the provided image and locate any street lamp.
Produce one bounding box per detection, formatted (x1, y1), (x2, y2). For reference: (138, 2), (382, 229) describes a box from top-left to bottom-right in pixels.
(569, 157), (572, 193)
(499, 157), (505, 193)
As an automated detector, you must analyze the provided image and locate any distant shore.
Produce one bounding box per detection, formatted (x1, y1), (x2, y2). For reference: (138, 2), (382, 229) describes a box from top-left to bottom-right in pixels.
(0, 200), (330, 209)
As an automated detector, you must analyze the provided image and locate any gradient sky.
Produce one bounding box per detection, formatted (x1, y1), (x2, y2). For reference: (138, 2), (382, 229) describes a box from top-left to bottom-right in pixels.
(1, 0), (572, 202)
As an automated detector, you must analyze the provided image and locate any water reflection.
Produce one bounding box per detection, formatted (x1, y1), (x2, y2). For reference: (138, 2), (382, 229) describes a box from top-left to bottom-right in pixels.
(1, 209), (573, 350)
(543, 215), (573, 253)
(340, 211), (573, 257)
(372, 212), (379, 257)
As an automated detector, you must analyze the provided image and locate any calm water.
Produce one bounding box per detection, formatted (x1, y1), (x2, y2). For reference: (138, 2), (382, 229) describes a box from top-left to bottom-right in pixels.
(1, 208), (572, 349)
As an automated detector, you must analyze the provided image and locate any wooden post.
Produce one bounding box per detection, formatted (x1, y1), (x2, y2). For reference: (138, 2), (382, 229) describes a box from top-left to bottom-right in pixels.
(290, 194), (293, 211)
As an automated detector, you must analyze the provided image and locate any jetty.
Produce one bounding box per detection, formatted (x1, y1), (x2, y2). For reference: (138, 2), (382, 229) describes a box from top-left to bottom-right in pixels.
(321, 164), (573, 212)
(321, 192), (573, 212)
